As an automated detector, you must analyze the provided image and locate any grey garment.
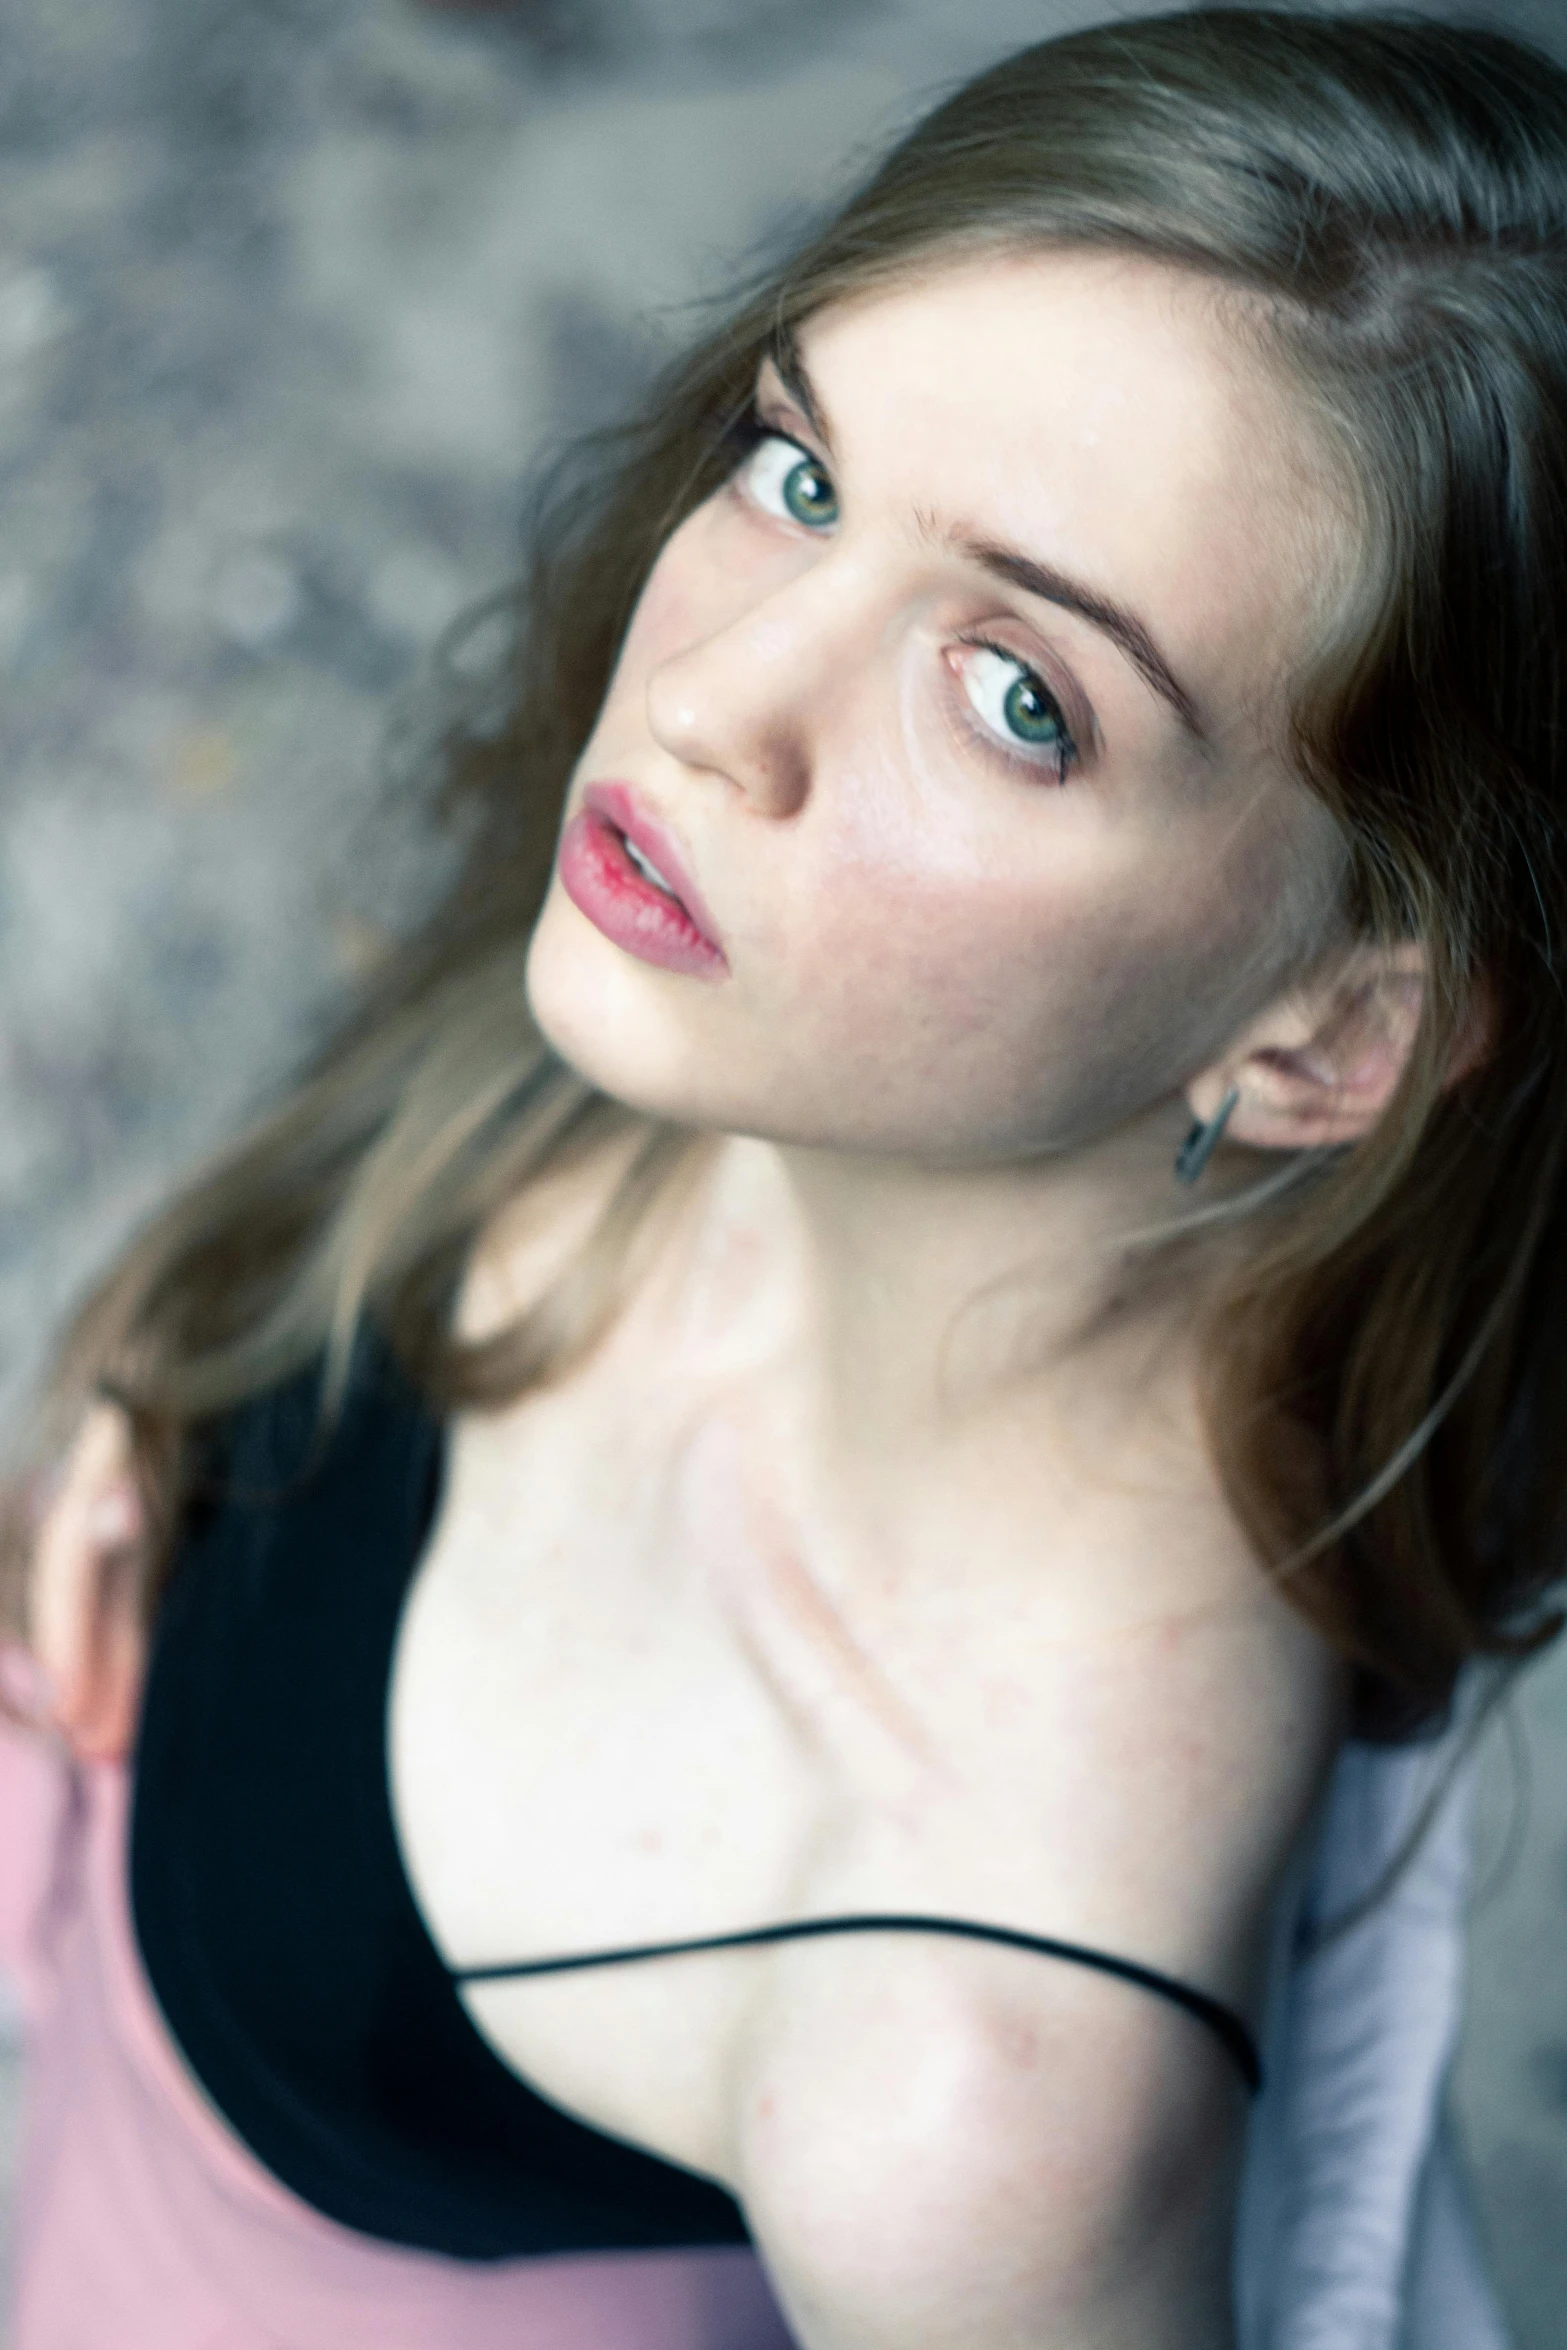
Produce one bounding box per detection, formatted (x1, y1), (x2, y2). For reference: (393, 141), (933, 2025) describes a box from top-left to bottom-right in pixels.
(1399, 2122), (1512, 2350)
(1234, 1685), (1510, 2350)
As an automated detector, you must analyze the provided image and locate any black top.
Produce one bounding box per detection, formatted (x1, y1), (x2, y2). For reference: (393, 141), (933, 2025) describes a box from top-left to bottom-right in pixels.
(130, 1338), (1260, 2264)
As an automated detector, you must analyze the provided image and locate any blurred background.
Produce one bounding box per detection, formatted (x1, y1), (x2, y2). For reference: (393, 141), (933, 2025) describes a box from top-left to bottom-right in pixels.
(0, 0), (1564, 2341)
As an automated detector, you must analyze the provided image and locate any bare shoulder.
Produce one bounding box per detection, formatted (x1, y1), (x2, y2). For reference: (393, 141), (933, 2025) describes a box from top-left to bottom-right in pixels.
(725, 1441), (1340, 2349)
(734, 1914), (1244, 2350)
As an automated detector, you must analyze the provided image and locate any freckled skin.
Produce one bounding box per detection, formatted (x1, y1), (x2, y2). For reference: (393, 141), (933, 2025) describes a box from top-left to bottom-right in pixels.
(29, 251), (1417, 2350)
(527, 248), (1345, 1164)
(381, 246), (1366, 2350)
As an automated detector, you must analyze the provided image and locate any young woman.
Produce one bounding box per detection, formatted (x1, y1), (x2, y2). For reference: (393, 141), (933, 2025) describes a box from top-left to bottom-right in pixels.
(3, 8), (1563, 2345)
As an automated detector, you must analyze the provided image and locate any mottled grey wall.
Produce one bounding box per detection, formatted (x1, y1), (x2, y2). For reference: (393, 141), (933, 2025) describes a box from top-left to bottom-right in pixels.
(0, 0), (1117, 1447)
(1, 2), (1565, 2343)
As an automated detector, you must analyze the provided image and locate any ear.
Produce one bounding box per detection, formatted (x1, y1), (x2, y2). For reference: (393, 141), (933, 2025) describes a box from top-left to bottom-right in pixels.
(1184, 943), (1492, 1153)
(25, 1404), (148, 1763)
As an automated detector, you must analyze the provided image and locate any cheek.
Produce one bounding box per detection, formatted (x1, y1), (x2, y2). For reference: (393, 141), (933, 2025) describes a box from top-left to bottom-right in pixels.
(758, 722), (1017, 1047)
(786, 720), (1112, 1048)
(778, 809), (1093, 1107)
(772, 787), (1297, 1149)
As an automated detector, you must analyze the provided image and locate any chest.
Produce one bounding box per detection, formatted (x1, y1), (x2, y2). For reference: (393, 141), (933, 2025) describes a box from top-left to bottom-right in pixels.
(388, 1348), (1336, 2187)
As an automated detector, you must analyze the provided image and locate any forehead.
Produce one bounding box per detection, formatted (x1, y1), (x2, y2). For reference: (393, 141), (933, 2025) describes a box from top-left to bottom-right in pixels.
(793, 248), (1348, 751)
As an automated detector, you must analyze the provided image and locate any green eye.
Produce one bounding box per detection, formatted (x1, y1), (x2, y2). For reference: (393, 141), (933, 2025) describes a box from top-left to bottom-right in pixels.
(745, 433), (839, 531)
(1002, 670), (1062, 746)
(961, 645), (1076, 776)
(783, 456), (836, 525)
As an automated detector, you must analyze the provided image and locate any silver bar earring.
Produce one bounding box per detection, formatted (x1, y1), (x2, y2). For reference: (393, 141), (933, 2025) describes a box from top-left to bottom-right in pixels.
(1174, 1082), (1241, 1186)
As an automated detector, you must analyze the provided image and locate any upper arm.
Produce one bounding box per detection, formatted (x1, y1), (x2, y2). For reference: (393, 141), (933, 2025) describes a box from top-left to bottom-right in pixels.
(734, 1941), (1242, 2350)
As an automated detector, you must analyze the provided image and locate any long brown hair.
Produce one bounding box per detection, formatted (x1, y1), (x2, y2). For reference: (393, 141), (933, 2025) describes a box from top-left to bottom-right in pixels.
(18, 6), (1567, 1735)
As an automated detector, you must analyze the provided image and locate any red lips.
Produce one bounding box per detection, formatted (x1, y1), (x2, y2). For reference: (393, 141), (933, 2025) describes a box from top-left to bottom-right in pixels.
(557, 782), (727, 979)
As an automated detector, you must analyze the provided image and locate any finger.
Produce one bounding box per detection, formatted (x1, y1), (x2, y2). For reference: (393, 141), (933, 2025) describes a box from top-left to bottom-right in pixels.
(28, 1405), (145, 1738)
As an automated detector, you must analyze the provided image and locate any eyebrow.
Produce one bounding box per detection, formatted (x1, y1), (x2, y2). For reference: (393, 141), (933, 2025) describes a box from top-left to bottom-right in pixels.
(768, 332), (834, 450)
(764, 337), (1210, 750)
(962, 540), (1209, 747)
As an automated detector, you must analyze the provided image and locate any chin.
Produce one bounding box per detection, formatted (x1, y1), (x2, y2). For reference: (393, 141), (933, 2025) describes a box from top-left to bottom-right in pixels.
(524, 884), (1069, 1162)
(526, 916), (819, 1146)
(523, 893), (730, 1128)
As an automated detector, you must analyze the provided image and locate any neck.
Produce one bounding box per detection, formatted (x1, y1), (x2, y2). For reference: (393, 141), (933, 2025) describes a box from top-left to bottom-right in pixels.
(671, 1104), (1228, 1466)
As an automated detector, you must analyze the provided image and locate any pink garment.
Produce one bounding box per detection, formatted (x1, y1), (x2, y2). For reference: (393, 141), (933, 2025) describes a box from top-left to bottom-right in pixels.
(0, 1712), (797, 2350)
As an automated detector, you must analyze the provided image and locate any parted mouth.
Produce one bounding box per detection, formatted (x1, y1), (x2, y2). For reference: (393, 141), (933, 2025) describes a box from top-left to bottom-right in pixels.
(557, 779), (729, 980)
(580, 780), (724, 950)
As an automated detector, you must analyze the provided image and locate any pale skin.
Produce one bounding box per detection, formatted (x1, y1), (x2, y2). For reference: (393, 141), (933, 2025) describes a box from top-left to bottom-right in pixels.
(26, 249), (1457, 2347)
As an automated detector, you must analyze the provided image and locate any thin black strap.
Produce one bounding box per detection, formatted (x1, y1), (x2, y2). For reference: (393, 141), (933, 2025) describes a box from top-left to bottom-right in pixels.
(453, 1913), (1262, 2094)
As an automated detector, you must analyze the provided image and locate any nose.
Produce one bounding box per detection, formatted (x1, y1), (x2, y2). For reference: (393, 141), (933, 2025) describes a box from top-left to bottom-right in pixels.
(643, 556), (868, 820)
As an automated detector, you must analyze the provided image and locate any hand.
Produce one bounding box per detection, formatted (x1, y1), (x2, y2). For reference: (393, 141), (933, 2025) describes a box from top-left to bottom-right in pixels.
(20, 1403), (148, 1761)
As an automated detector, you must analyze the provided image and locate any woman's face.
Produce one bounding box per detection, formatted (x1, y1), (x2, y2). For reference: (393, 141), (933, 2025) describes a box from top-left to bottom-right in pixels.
(526, 247), (1350, 1163)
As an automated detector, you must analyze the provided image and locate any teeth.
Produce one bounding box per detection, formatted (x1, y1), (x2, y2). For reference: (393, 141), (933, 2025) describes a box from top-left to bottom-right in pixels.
(623, 833), (677, 897)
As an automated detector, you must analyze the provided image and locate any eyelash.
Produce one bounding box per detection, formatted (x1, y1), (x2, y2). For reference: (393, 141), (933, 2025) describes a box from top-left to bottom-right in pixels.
(722, 401), (785, 463)
(724, 406), (834, 525)
(723, 402), (1081, 786)
(952, 638), (1080, 785)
